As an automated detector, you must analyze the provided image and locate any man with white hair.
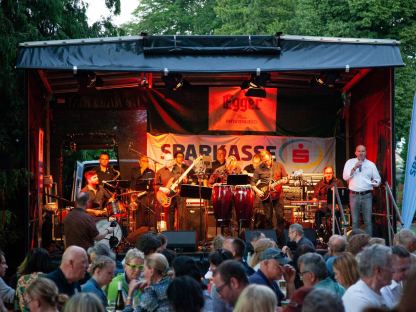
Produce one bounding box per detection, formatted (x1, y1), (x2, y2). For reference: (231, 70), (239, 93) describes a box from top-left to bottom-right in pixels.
(342, 244), (393, 312)
(45, 246), (88, 296)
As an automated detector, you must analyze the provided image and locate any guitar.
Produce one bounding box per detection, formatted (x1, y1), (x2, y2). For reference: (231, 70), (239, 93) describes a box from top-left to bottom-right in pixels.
(256, 177), (287, 201)
(156, 156), (203, 208)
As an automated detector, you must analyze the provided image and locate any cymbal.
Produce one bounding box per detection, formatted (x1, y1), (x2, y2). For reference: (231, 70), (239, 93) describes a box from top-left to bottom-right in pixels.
(118, 190), (147, 197)
(103, 179), (130, 184)
(138, 178), (155, 181)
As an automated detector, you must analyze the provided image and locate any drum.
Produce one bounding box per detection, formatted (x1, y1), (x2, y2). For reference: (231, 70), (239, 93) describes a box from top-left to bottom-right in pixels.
(95, 219), (122, 248)
(212, 185), (234, 221)
(106, 201), (127, 219)
(233, 185), (254, 221)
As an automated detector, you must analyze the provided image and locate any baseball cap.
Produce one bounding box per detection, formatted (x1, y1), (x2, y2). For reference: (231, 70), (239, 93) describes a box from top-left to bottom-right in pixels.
(259, 247), (289, 265)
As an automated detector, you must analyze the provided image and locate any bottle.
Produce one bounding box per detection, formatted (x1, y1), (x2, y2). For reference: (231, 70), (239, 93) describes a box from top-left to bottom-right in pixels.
(115, 281), (125, 311)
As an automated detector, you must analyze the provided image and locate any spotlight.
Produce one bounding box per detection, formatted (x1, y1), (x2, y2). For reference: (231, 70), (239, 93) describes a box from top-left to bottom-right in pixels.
(140, 77), (149, 87)
(314, 72), (338, 88)
(241, 72), (270, 98)
(162, 73), (187, 91)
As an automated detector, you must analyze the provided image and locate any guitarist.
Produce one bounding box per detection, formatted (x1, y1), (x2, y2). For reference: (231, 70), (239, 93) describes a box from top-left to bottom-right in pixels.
(251, 150), (288, 243)
(172, 151), (191, 229)
(155, 153), (179, 230)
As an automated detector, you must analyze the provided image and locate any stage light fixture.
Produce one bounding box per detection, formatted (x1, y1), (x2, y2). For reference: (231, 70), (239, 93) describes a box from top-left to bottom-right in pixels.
(162, 73), (187, 91)
(242, 72), (270, 98)
(314, 72), (338, 88)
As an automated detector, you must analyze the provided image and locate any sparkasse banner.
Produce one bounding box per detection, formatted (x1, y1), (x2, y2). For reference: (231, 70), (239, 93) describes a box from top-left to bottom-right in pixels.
(147, 133), (335, 174)
(208, 87), (277, 132)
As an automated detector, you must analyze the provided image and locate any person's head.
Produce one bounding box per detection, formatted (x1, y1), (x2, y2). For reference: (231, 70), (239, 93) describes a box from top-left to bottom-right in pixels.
(139, 155), (149, 170)
(17, 247), (51, 276)
(60, 246), (88, 283)
(174, 151), (185, 166)
(302, 288), (345, 312)
(288, 223), (303, 242)
(258, 247), (289, 281)
(159, 248), (176, 267)
(249, 238), (276, 268)
(211, 235), (225, 251)
(395, 269), (416, 312)
(393, 229), (416, 253)
(346, 229), (366, 242)
(144, 253), (169, 284)
(25, 277), (68, 312)
(222, 237), (234, 253)
(234, 284), (277, 312)
(354, 145), (366, 161)
(368, 237), (386, 246)
(172, 256), (202, 283)
(213, 260), (248, 306)
(0, 250), (7, 277)
(259, 150), (272, 166)
(84, 170), (99, 186)
(347, 233), (370, 256)
(356, 244), (393, 290)
(282, 286), (313, 312)
(391, 245), (411, 283)
(164, 153), (175, 169)
(123, 248), (145, 282)
(323, 166), (335, 183)
(216, 147), (226, 163)
(63, 292), (105, 312)
(249, 231), (265, 244)
(87, 242), (115, 265)
(136, 232), (162, 256)
(76, 191), (90, 209)
(328, 235), (347, 256)
(157, 233), (168, 251)
(90, 255), (116, 287)
(332, 252), (360, 289)
(297, 252), (327, 287)
(231, 238), (246, 260)
(167, 276), (204, 312)
(98, 152), (110, 168)
(252, 154), (261, 169)
(208, 249), (233, 274)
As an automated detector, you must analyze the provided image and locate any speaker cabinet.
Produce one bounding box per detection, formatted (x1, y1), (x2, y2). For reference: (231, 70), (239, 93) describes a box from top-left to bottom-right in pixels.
(162, 230), (197, 252)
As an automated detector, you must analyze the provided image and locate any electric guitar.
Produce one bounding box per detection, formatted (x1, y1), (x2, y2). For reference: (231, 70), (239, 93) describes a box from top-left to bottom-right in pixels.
(156, 156), (203, 208)
(256, 177), (287, 201)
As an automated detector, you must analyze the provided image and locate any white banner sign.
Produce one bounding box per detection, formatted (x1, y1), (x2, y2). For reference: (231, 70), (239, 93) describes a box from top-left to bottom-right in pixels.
(147, 133), (335, 174)
(208, 87), (277, 131)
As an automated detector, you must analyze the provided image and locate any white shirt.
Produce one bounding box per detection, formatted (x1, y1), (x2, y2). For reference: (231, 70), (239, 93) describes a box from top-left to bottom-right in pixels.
(342, 279), (387, 312)
(342, 158), (381, 192)
(381, 280), (402, 309)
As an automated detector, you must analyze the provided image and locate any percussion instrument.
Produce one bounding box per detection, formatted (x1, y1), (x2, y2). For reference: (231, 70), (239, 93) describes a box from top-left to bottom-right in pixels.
(233, 185), (254, 221)
(212, 185), (234, 221)
(106, 200), (127, 219)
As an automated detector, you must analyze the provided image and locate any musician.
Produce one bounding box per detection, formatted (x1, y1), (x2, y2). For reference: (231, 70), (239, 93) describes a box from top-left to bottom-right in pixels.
(172, 151), (191, 229)
(130, 155), (155, 227)
(243, 153), (261, 183)
(93, 152), (119, 184)
(251, 150), (288, 240)
(81, 170), (113, 216)
(312, 166), (344, 231)
(155, 153), (178, 230)
(208, 155), (242, 185)
(211, 147), (227, 172)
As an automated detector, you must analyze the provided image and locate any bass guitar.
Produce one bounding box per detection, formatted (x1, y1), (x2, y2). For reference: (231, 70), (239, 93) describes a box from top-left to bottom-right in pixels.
(156, 156), (203, 208)
(256, 177), (287, 201)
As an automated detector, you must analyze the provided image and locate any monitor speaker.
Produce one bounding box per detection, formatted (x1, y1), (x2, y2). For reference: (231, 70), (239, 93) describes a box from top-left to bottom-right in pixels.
(162, 230), (197, 252)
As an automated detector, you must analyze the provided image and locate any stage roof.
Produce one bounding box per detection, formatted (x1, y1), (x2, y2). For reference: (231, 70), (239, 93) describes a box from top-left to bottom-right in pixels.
(16, 34), (404, 95)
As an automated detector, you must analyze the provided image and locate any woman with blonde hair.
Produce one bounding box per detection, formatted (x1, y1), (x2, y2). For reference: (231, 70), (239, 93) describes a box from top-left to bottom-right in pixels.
(125, 253), (172, 312)
(234, 284), (277, 312)
(24, 277), (67, 312)
(332, 252), (360, 289)
(249, 238), (276, 270)
(82, 255), (115, 308)
(63, 292), (104, 312)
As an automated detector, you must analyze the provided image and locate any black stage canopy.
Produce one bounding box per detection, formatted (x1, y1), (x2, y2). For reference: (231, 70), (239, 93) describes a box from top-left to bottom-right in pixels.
(17, 35), (403, 72)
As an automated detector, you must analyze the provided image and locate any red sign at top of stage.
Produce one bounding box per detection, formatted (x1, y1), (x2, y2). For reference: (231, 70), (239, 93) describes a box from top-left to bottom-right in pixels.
(208, 87), (277, 132)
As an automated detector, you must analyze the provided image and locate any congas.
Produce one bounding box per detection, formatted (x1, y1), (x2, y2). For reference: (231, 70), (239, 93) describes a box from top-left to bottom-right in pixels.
(95, 219), (122, 248)
(212, 185), (234, 221)
(233, 185), (254, 221)
(106, 201), (127, 219)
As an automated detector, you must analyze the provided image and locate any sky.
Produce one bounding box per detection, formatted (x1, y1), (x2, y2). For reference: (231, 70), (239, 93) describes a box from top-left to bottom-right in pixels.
(86, 0), (138, 26)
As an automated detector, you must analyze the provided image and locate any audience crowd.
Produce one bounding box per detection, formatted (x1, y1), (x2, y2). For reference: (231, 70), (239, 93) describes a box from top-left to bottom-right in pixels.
(1, 224), (416, 312)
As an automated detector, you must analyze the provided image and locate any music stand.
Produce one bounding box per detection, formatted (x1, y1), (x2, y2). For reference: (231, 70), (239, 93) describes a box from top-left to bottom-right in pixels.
(180, 184), (212, 242)
(227, 174), (249, 185)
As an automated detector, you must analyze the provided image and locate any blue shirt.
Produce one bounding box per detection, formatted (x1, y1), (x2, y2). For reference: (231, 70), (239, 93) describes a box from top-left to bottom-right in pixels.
(248, 269), (284, 305)
(82, 277), (108, 307)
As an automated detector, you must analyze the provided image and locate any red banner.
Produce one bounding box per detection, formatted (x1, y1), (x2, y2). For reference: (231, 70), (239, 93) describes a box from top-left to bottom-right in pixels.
(208, 87), (277, 131)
